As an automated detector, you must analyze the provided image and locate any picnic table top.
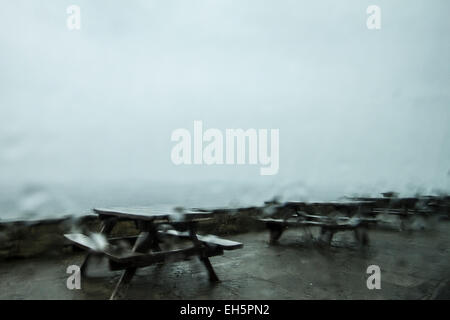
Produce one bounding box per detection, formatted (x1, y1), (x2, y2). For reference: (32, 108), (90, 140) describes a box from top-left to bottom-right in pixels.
(284, 200), (375, 207)
(93, 206), (212, 222)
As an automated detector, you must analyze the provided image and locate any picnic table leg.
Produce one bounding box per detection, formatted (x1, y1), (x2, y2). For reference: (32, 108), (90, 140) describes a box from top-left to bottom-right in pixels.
(99, 217), (118, 234)
(188, 224), (220, 282)
(150, 231), (162, 252)
(110, 268), (137, 300)
(200, 257), (220, 282)
(266, 222), (285, 244)
(320, 227), (333, 245)
(302, 225), (314, 242)
(80, 253), (92, 277)
(110, 229), (156, 300)
(354, 227), (369, 246)
(81, 217), (117, 277)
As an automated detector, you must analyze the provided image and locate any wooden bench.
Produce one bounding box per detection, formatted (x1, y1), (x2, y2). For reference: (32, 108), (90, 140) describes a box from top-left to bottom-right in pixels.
(66, 233), (201, 266)
(82, 231), (244, 251)
(65, 231), (242, 269)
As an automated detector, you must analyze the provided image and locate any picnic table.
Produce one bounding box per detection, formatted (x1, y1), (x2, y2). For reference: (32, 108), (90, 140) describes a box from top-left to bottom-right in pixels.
(64, 207), (243, 300)
(259, 201), (378, 245)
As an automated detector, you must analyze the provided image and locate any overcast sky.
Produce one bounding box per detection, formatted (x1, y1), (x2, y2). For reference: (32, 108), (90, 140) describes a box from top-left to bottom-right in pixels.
(0, 0), (449, 199)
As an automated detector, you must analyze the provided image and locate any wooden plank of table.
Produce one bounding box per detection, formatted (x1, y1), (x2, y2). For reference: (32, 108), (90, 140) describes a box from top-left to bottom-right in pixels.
(93, 207), (212, 222)
(286, 200), (375, 206)
(64, 233), (142, 262)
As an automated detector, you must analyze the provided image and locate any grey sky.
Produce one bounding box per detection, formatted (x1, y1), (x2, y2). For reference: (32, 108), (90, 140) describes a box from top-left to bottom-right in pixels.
(0, 0), (449, 199)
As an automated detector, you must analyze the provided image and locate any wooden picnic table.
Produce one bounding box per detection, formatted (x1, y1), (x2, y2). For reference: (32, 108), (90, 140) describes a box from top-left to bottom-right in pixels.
(259, 201), (378, 245)
(283, 200), (376, 214)
(64, 207), (243, 300)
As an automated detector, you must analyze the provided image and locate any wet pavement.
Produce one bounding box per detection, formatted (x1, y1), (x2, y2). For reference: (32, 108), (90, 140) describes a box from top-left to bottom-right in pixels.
(0, 222), (449, 300)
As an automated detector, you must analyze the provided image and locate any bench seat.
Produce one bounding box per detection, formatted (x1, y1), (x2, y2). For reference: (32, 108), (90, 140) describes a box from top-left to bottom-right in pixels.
(158, 230), (243, 250)
(64, 231), (242, 266)
(64, 233), (142, 262)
